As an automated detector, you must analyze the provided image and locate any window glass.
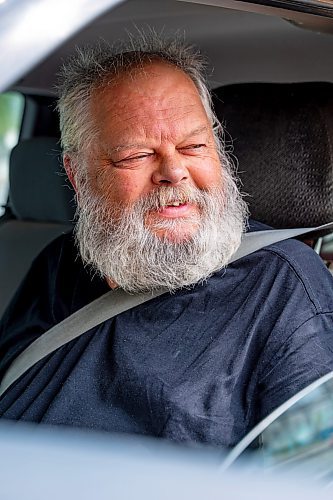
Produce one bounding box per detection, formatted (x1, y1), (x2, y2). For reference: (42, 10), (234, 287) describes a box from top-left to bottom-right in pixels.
(0, 92), (24, 216)
(231, 375), (333, 483)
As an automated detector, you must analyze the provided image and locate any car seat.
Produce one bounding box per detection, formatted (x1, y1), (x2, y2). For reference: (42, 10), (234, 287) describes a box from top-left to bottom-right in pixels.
(212, 82), (333, 230)
(0, 137), (75, 317)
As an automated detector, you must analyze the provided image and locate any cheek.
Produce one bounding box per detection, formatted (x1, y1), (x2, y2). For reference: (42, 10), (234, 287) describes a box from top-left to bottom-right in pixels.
(191, 157), (223, 189)
(95, 168), (152, 205)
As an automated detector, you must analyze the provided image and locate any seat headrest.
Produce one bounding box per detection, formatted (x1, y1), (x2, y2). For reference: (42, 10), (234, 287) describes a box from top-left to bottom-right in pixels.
(9, 137), (75, 223)
(212, 82), (333, 228)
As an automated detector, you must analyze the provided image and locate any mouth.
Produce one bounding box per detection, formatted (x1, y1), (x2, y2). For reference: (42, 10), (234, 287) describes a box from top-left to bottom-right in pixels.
(144, 195), (201, 241)
(160, 200), (187, 208)
(145, 189), (201, 223)
(155, 201), (198, 219)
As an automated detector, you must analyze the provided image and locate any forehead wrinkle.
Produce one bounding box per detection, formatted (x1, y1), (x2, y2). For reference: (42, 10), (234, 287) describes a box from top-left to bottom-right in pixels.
(139, 104), (208, 137)
(90, 69), (212, 153)
(119, 101), (200, 122)
(103, 124), (210, 156)
(100, 109), (209, 151)
(94, 104), (199, 140)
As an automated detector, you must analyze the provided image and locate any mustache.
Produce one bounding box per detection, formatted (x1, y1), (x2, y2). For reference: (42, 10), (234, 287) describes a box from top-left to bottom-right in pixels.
(89, 185), (226, 225)
(130, 185), (219, 213)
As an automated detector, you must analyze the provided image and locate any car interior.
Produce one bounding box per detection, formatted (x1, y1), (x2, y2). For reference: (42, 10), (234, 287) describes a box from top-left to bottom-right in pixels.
(1, 0), (333, 319)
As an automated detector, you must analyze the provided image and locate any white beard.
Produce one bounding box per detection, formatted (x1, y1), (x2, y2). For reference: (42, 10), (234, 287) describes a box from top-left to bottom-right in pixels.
(74, 170), (248, 293)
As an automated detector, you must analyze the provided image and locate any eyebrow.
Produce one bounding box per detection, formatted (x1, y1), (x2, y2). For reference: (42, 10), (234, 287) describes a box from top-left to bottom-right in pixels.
(183, 125), (209, 138)
(105, 125), (210, 155)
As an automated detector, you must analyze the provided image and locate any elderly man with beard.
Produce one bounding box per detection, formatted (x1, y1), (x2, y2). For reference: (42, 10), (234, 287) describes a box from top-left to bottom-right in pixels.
(1, 34), (333, 448)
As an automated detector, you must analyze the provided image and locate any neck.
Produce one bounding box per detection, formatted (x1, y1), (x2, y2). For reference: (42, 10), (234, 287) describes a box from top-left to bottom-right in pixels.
(106, 276), (119, 289)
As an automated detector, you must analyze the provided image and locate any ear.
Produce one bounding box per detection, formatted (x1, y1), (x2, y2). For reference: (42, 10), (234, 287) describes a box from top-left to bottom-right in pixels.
(63, 153), (78, 194)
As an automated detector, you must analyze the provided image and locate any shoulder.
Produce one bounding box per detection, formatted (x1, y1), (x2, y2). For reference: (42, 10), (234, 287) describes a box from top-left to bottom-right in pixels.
(238, 223), (333, 416)
(236, 220), (333, 315)
(12, 231), (83, 314)
(264, 237), (333, 314)
(0, 232), (108, 378)
(5, 231), (108, 318)
(0, 232), (80, 341)
(33, 231), (77, 272)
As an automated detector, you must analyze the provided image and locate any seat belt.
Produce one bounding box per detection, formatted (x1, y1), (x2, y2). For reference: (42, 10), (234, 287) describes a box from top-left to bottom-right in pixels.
(1, 221), (333, 398)
(230, 222), (333, 261)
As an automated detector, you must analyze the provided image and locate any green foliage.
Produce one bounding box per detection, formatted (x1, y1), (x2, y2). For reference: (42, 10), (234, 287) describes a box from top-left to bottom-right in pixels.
(0, 92), (24, 138)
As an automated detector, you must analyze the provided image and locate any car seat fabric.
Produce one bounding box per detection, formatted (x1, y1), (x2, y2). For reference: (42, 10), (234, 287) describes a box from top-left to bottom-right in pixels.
(0, 137), (74, 318)
(212, 82), (333, 229)
(9, 137), (74, 223)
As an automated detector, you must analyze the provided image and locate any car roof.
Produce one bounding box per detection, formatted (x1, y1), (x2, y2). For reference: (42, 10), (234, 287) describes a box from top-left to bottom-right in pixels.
(2, 0), (333, 96)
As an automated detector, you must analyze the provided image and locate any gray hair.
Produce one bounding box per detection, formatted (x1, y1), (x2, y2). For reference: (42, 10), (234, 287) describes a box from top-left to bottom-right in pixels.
(57, 30), (224, 157)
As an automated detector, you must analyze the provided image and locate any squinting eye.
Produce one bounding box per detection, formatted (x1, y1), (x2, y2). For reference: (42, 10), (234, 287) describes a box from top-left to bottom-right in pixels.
(181, 144), (206, 151)
(114, 153), (154, 164)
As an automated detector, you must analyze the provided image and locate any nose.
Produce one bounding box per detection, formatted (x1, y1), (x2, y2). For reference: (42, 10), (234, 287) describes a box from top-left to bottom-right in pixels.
(152, 154), (189, 186)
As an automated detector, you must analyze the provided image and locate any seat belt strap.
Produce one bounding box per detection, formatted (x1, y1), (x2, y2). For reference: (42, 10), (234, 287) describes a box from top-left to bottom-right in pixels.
(230, 221), (333, 262)
(0, 287), (168, 398)
(1, 221), (333, 398)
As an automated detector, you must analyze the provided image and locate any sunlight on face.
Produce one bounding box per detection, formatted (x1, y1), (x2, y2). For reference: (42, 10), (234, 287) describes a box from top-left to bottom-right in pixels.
(82, 61), (223, 243)
(70, 62), (247, 290)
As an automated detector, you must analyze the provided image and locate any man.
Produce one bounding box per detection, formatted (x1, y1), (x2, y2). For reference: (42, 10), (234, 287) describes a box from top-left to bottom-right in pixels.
(1, 34), (333, 447)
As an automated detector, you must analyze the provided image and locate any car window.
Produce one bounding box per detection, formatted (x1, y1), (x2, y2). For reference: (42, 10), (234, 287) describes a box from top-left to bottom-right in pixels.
(0, 91), (24, 216)
(223, 372), (333, 485)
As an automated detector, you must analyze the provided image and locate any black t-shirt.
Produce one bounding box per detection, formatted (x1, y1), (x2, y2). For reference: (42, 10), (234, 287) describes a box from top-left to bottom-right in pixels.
(1, 221), (333, 447)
